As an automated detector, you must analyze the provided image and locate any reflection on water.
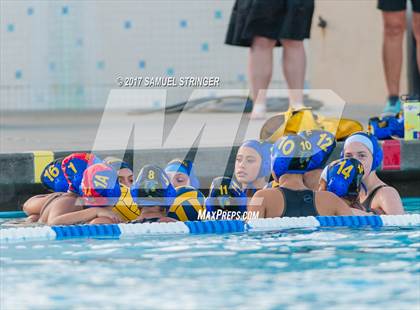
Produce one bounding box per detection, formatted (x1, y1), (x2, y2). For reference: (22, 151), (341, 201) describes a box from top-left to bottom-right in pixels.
(1, 227), (419, 309)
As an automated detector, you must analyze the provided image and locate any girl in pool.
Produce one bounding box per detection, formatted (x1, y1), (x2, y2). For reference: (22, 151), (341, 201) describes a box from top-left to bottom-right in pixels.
(342, 132), (404, 215)
(164, 159), (200, 189)
(23, 157), (69, 222)
(131, 164), (177, 223)
(98, 157), (140, 222)
(234, 140), (271, 197)
(47, 163), (122, 225)
(39, 153), (103, 225)
(50, 162), (141, 225)
(265, 130), (337, 191)
(319, 157), (366, 213)
(248, 134), (353, 218)
(103, 156), (134, 187)
(23, 153), (101, 224)
(205, 176), (247, 219)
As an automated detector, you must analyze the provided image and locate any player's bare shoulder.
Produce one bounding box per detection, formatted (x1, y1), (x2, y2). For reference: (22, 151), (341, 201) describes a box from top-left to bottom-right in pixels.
(315, 190), (350, 214)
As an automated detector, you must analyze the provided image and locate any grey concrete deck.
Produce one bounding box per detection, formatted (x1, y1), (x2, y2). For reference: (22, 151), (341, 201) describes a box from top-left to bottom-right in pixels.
(1, 103), (383, 153)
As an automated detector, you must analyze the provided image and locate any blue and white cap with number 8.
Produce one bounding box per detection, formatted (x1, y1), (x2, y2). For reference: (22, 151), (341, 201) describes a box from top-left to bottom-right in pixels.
(131, 164), (177, 208)
(271, 134), (312, 180)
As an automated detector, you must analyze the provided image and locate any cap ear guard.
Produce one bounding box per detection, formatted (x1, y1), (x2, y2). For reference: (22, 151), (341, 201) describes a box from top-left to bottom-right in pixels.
(326, 166), (349, 197)
(327, 177), (349, 197)
(341, 132), (383, 171)
(62, 153), (101, 194)
(369, 134), (383, 170)
(258, 142), (273, 178)
(165, 159), (201, 189)
(240, 140), (272, 178)
(81, 163), (121, 207)
(131, 165), (176, 208)
(208, 177), (245, 198)
(298, 130), (337, 170)
(206, 176), (246, 212)
(271, 156), (293, 180)
(183, 160), (200, 189)
(271, 135), (312, 179)
(41, 158), (69, 193)
(326, 158), (364, 198)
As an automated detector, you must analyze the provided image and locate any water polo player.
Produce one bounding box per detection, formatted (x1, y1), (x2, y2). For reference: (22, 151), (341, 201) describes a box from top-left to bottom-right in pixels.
(23, 157), (69, 222)
(38, 152), (102, 225)
(234, 140), (272, 196)
(103, 156), (134, 187)
(165, 159), (200, 189)
(343, 132), (403, 215)
(48, 163), (122, 225)
(298, 130), (336, 190)
(248, 134), (353, 218)
(62, 152), (102, 195)
(102, 157), (140, 221)
(264, 130), (337, 191)
(319, 158), (366, 212)
(205, 176), (247, 218)
(130, 164), (177, 223)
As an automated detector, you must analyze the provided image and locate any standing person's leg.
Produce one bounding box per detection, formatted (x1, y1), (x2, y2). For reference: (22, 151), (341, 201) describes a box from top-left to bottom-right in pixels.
(281, 39), (306, 110)
(412, 11), (420, 71)
(249, 36), (276, 119)
(277, 0), (314, 111)
(382, 12), (406, 104)
(378, 0), (407, 115)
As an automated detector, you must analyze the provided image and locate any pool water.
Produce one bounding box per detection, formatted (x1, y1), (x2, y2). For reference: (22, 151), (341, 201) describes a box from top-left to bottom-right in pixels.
(1, 202), (419, 309)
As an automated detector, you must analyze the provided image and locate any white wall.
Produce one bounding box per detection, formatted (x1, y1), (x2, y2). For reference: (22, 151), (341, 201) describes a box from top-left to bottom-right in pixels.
(0, 0), (287, 110)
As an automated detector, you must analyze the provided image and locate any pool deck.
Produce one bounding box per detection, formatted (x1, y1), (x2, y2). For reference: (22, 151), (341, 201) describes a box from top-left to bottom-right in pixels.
(1, 103), (383, 153)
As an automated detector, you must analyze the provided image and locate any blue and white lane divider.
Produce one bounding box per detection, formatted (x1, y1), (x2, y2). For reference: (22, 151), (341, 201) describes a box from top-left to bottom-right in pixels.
(1, 214), (419, 243)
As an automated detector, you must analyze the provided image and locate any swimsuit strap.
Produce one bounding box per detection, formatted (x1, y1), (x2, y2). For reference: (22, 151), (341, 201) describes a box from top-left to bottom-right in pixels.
(349, 201), (366, 211)
(245, 188), (257, 198)
(39, 192), (67, 216)
(361, 185), (388, 213)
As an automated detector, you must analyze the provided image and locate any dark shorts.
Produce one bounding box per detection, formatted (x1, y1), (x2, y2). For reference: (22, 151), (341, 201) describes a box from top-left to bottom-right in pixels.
(225, 0), (315, 47)
(378, 0), (420, 13)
